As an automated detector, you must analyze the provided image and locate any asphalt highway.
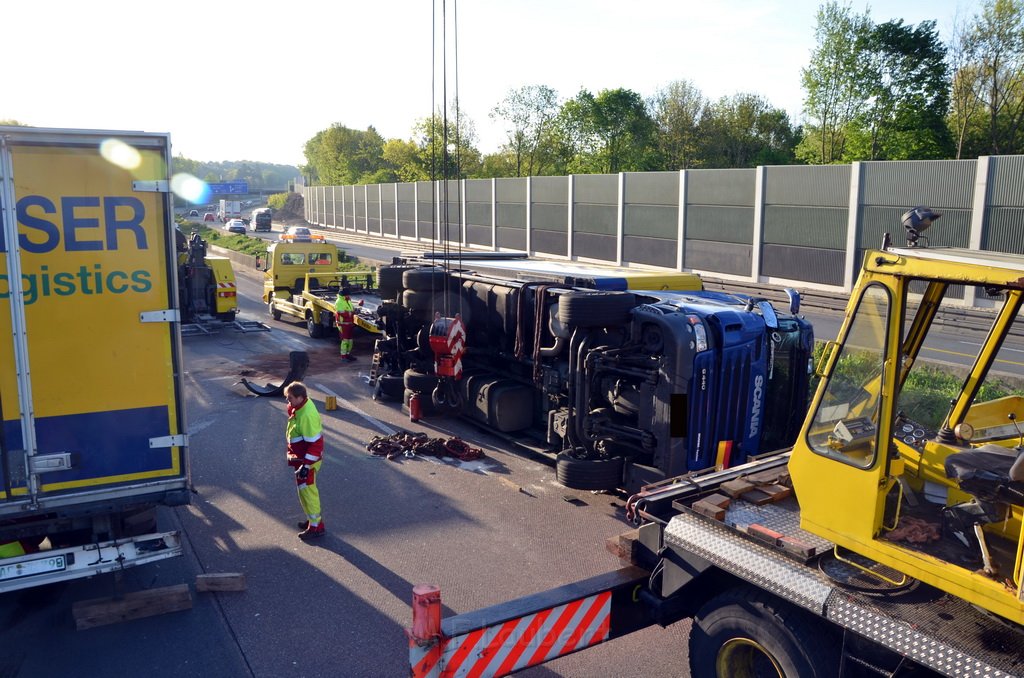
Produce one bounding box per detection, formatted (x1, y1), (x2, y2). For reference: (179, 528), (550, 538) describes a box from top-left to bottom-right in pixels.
(0, 258), (692, 677)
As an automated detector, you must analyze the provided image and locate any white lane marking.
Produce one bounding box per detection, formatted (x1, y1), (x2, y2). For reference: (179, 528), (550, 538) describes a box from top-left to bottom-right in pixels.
(314, 382), (396, 436)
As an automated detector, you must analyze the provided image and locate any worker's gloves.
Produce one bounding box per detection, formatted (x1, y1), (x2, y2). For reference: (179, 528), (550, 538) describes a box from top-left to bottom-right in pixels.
(295, 465), (310, 481)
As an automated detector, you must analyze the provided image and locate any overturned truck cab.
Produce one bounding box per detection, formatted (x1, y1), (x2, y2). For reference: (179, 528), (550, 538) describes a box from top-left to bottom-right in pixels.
(372, 262), (813, 492)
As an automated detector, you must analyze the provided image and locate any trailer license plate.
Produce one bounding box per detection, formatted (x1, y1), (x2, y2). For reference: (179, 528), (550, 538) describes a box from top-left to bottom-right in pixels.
(0, 554), (67, 582)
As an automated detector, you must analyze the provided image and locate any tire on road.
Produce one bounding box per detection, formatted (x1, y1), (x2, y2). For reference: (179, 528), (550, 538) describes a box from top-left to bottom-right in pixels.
(268, 300), (282, 321)
(554, 453), (624, 491)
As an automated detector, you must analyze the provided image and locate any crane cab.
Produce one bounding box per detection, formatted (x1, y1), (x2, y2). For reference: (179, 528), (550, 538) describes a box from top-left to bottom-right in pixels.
(790, 244), (1024, 625)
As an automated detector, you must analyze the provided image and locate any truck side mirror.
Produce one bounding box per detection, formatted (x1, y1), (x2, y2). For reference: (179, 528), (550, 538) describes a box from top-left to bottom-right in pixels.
(785, 288), (801, 315)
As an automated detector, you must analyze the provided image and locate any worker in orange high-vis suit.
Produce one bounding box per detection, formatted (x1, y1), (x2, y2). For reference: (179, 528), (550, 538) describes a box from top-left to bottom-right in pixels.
(335, 289), (362, 362)
(284, 381), (325, 540)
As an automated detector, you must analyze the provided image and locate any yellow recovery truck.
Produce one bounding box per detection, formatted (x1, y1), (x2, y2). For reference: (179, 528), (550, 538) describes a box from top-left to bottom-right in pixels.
(262, 235), (379, 337)
(406, 212), (1024, 677)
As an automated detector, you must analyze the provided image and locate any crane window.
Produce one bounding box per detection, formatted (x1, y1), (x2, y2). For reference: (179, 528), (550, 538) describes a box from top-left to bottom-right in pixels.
(807, 284), (890, 469)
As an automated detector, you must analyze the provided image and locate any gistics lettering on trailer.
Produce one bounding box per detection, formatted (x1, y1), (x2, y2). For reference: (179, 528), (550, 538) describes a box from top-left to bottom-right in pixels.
(0, 194), (154, 304)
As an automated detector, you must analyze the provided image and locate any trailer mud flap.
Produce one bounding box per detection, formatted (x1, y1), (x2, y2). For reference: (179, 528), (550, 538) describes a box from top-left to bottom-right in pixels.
(408, 566), (652, 677)
(240, 351), (309, 397)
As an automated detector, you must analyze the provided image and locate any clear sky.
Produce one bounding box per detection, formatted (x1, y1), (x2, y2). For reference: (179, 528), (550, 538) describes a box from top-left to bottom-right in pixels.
(5, 0), (973, 168)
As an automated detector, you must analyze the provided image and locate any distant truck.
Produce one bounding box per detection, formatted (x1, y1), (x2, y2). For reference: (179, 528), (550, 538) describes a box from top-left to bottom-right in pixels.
(0, 126), (188, 591)
(250, 207), (272, 232)
(218, 199), (241, 222)
(262, 237), (378, 337)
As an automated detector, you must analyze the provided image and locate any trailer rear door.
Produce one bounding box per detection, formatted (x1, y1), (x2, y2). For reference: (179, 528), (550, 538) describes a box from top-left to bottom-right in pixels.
(0, 128), (187, 514)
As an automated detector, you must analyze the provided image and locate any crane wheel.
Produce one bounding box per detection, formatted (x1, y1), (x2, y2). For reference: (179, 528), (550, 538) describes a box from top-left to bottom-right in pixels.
(689, 585), (840, 678)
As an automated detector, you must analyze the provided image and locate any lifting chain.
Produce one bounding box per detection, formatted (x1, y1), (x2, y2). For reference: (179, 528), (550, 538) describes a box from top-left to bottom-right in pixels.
(365, 431), (484, 462)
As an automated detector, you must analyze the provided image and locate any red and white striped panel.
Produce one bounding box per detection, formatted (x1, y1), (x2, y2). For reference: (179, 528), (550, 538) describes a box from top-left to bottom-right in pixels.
(411, 591), (611, 678)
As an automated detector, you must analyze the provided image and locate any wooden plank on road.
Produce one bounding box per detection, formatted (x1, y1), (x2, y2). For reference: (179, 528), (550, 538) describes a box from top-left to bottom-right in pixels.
(72, 583), (192, 630)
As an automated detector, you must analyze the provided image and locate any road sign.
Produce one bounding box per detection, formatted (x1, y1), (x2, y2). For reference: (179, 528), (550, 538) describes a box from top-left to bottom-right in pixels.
(208, 181), (249, 195)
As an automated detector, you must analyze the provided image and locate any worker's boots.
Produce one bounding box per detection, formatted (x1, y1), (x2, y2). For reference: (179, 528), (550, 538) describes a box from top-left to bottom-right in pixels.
(298, 522), (325, 540)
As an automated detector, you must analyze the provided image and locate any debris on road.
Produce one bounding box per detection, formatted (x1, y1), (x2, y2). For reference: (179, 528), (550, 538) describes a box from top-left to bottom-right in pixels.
(366, 431), (485, 462)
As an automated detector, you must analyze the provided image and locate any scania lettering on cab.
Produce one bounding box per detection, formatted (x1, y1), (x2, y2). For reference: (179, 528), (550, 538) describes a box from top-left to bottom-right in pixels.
(0, 126), (188, 592)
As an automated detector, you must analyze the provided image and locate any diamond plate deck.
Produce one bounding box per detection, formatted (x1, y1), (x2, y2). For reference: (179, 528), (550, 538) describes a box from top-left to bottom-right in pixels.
(664, 511), (833, 614)
(723, 498), (834, 553)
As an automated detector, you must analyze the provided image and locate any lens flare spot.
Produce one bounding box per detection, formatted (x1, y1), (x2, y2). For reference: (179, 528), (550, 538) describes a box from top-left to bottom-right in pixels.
(171, 173), (211, 204)
(99, 139), (142, 170)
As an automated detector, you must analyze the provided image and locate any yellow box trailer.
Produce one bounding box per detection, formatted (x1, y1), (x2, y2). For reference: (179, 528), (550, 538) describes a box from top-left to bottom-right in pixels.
(0, 126), (187, 591)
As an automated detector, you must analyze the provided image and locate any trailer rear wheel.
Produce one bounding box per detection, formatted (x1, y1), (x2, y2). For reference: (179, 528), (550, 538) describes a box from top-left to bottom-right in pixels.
(557, 291), (636, 328)
(689, 586), (840, 678)
(555, 453), (624, 491)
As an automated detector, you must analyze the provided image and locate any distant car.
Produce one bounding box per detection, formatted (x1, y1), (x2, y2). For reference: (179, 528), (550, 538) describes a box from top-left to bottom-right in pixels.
(224, 219), (247, 234)
(188, 209), (199, 217)
(284, 226), (312, 242)
(203, 212), (216, 222)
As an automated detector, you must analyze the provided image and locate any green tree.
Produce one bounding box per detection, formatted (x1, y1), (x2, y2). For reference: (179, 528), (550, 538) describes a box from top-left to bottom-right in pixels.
(382, 138), (428, 182)
(412, 111), (482, 179)
(799, 2), (874, 163)
(649, 80), (707, 169)
(846, 19), (953, 160)
(480, 151), (519, 178)
(490, 85), (560, 177)
(553, 88), (658, 174)
(0, 119), (27, 126)
(949, 0), (1024, 157)
(302, 125), (387, 185)
(699, 94), (799, 167)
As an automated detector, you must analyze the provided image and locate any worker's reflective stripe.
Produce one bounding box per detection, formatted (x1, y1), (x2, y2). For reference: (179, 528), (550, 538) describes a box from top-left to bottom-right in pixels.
(409, 591), (610, 678)
(288, 433), (322, 444)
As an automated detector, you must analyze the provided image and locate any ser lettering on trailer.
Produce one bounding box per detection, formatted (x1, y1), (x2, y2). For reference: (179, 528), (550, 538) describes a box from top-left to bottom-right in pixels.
(0, 194), (154, 304)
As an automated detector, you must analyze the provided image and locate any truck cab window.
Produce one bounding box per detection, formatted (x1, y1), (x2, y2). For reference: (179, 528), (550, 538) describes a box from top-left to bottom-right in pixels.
(807, 283), (890, 468)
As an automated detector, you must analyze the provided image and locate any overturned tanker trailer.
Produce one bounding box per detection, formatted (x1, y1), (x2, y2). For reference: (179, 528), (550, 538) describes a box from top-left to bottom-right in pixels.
(370, 260), (814, 493)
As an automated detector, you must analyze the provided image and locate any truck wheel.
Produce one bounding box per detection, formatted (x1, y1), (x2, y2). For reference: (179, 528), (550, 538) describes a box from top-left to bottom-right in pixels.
(404, 388), (437, 414)
(402, 288), (435, 311)
(403, 267), (448, 291)
(379, 264), (414, 301)
(404, 368), (439, 393)
(374, 374), (405, 402)
(555, 453), (624, 491)
(557, 291), (636, 328)
(689, 586), (840, 678)
(307, 314), (324, 338)
(268, 301), (282, 321)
